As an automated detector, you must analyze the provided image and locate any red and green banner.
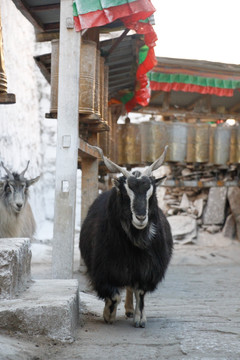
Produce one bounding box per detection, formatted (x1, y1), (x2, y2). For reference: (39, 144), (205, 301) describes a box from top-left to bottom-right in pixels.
(148, 69), (240, 97)
(73, 0), (155, 31)
(73, 0), (157, 112)
(121, 44), (156, 112)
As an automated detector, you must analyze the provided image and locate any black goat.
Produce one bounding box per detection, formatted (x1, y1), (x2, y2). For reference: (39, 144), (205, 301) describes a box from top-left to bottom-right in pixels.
(80, 146), (173, 327)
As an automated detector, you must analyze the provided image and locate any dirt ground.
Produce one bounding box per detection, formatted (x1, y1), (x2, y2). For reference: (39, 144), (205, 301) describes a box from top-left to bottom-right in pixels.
(1, 230), (240, 360)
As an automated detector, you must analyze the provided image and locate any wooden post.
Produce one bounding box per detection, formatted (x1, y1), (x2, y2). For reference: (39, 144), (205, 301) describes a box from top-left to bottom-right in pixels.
(52, 0), (81, 279)
(81, 133), (98, 224)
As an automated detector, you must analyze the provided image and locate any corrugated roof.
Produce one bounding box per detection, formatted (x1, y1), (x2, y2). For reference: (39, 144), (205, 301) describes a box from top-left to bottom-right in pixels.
(138, 57), (240, 120)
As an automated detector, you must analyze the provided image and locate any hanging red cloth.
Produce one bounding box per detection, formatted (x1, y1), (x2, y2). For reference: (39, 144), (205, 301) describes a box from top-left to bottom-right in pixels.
(73, 0), (157, 112)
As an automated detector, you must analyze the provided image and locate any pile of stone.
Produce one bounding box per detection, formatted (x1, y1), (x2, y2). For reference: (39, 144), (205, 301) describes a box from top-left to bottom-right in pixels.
(157, 187), (207, 244)
(157, 185), (240, 245)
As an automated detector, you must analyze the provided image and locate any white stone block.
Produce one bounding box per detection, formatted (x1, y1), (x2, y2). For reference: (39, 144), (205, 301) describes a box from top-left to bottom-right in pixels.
(203, 187), (227, 225)
(0, 238), (31, 299)
(168, 215), (197, 244)
(0, 279), (79, 342)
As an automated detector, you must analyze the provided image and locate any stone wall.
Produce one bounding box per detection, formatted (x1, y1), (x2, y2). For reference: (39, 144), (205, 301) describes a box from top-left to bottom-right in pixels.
(0, 1), (52, 237)
(0, 1), (81, 240)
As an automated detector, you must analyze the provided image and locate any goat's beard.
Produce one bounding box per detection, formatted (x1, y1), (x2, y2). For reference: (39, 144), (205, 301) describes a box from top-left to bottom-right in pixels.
(120, 219), (155, 249)
(132, 218), (148, 230)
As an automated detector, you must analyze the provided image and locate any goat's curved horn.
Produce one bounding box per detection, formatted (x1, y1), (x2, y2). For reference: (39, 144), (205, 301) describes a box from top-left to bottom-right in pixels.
(89, 145), (131, 178)
(142, 145), (168, 177)
(1, 162), (14, 180)
(20, 161), (30, 178)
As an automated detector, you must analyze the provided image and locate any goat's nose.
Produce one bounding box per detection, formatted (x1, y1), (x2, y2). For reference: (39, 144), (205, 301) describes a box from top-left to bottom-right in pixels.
(16, 203), (23, 209)
(136, 215), (146, 222)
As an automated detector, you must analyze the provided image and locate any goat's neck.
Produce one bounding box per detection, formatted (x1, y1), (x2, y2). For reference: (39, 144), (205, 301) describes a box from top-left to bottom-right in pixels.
(0, 204), (24, 238)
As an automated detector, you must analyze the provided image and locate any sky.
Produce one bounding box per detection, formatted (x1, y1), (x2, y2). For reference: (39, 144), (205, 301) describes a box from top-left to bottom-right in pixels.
(151, 0), (240, 65)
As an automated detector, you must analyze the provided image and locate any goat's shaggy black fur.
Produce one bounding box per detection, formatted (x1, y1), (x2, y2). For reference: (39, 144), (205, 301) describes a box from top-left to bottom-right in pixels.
(80, 175), (173, 320)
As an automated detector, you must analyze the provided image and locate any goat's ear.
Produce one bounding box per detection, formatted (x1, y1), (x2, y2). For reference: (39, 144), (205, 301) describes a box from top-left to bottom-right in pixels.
(154, 176), (167, 187)
(28, 175), (40, 187)
(111, 178), (120, 190)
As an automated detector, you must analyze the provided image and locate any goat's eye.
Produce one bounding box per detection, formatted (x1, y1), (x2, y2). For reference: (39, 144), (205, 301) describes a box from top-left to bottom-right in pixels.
(5, 186), (11, 193)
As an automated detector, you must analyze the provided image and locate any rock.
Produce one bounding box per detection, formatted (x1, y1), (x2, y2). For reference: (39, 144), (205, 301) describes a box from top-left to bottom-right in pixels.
(167, 215), (197, 244)
(203, 187), (227, 225)
(205, 225), (222, 234)
(167, 208), (179, 216)
(227, 187), (240, 241)
(223, 214), (236, 239)
(166, 199), (179, 206)
(0, 238), (31, 299)
(179, 193), (189, 211)
(181, 168), (192, 177)
(193, 198), (204, 218)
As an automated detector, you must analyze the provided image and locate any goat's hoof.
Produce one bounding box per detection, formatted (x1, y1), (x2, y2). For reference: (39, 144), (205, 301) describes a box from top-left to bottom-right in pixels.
(140, 321), (146, 328)
(125, 311), (134, 318)
(104, 316), (114, 325)
(134, 320), (146, 328)
(134, 321), (140, 328)
(103, 311), (116, 325)
(134, 314), (146, 328)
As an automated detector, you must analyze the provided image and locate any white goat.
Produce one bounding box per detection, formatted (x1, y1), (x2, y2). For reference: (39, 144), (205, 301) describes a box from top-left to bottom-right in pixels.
(0, 162), (40, 238)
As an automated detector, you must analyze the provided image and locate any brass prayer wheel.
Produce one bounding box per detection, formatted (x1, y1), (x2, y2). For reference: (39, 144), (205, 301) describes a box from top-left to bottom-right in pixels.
(94, 50), (101, 117)
(108, 109), (116, 162)
(229, 127), (237, 164)
(104, 64), (109, 123)
(0, 9), (7, 93)
(79, 40), (97, 114)
(213, 126), (231, 165)
(187, 124), (210, 163)
(235, 126), (240, 163)
(117, 123), (141, 166)
(100, 57), (105, 121)
(50, 39), (59, 113)
(140, 121), (166, 163)
(50, 39), (97, 114)
(208, 125), (215, 164)
(165, 122), (188, 162)
(186, 124), (195, 163)
(195, 124), (210, 163)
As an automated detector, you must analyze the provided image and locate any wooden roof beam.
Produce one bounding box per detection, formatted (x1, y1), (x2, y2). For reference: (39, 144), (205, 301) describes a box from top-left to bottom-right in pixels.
(104, 29), (130, 59)
(29, 3), (60, 12)
(135, 105), (240, 120)
(11, 0), (44, 31)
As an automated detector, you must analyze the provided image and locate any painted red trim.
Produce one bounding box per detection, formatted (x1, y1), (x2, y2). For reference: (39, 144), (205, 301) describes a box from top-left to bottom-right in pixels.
(150, 81), (235, 97)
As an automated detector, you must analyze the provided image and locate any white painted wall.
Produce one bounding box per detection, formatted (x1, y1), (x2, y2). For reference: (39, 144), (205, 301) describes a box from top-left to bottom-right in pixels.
(0, 1), (82, 241)
(0, 1), (43, 229)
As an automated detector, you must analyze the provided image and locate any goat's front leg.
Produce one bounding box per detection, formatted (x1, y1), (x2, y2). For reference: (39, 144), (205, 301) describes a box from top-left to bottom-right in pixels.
(134, 290), (146, 328)
(125, 288), (134, 318)
(103, 290), (121, 324)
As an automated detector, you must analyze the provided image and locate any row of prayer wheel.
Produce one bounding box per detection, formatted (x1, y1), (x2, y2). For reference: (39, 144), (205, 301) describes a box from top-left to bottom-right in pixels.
(117, 121), (240, 166)
(50, 39), (109, 123)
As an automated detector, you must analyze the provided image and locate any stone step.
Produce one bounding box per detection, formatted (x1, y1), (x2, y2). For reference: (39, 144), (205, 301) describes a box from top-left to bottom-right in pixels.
(0, 279), (79, 342)
(0, 238), (31, 299)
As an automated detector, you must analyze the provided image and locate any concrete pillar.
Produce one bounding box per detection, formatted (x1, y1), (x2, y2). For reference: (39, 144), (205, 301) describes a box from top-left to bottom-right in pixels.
(52, 0), (81, 279)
